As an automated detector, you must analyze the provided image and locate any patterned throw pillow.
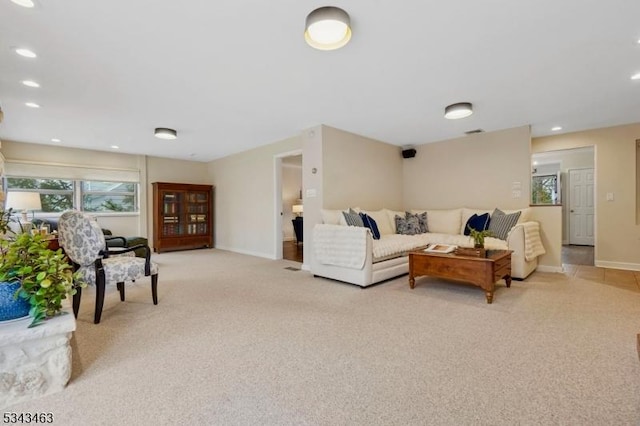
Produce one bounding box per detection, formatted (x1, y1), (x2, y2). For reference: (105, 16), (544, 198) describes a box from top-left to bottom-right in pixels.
(342, 208), (364, 227)
(464, 213), (490, 236)
(487, 208), (521, 240)
(359, 213), (381, 240)
(406, 211), (428, 233)
(395, 214), (421, 235)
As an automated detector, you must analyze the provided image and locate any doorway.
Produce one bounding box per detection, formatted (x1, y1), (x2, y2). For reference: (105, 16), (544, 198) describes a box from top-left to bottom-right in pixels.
(531, 146), (595, 250)
(274, 151), (303, 262)
(568, 168), (595, 245)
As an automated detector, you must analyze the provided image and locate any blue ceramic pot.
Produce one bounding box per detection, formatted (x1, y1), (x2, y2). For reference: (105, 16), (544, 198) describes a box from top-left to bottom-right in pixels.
(0, 282), (31, 322)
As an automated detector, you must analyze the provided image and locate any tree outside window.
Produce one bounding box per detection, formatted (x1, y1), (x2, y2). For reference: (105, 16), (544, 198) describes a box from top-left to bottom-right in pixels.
(6, 178), (73, 212)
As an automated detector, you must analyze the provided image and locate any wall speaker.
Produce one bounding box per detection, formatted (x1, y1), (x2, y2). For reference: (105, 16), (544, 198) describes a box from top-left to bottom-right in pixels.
(402, 148), (416, 159)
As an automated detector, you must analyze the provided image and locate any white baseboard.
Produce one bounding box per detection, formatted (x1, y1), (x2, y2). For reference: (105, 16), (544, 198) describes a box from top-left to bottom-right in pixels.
(214, 245), (275, 260)
(595, 260), (640, 271)
(537, 265), (565, 273)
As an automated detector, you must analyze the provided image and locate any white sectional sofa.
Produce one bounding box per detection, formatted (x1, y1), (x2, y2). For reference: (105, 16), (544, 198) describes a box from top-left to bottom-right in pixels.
(311, 207), (546, 287)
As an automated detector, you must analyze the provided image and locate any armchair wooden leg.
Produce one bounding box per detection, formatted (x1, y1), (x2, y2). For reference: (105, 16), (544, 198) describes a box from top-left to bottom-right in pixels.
(95, 279), (106, 324)
(117, 282), (125, 301)
(73, 286), (82, 318)
(151, 274), (158, 305)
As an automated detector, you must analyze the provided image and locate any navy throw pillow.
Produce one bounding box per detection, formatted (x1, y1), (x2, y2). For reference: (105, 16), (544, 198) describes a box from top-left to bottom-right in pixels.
(359, 213), (381, 240)
(464, 213), (490, 235)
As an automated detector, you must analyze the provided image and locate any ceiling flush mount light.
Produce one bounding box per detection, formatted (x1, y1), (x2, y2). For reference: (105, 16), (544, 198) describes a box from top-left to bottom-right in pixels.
(444, 102), (473, 119)
(15, 48), (36, 58)
(22, 80), (40, 88)
(631, 72), (640, 80)
(51, 138), (61, 143)
(551, 126), (562, 131)
(25, 102), (40, 108)
(10, 0), (35, 7)
(154, 127), (177, 140)
(305, 6), (352, 51)
(110, 145), (119, 149)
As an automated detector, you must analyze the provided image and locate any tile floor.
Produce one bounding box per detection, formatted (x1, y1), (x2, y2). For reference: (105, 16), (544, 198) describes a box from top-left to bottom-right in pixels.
(561, 244), (639, 292)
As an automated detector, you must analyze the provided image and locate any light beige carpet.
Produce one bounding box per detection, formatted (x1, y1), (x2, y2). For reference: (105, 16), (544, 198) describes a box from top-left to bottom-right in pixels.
(8, 249), (640, 425)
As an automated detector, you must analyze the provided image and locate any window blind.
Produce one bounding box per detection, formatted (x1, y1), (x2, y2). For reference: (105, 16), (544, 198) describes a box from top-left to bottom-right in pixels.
(4, 160), (140, 183)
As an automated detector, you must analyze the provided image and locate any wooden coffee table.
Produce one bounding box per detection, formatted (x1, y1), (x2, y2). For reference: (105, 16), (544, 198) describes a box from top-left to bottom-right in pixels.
(409, 249), (512, 303)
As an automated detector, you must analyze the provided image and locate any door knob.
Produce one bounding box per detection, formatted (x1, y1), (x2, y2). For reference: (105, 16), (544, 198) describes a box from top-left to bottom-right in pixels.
(570, 210), (574, 212)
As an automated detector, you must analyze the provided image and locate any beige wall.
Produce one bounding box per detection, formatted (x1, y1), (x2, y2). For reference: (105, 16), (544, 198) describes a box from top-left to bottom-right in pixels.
(403, 126), (532, 210)
(302, 126), (324, 269)
(207, 135), (302, 259)
(533, 122), (640, 270)
(531, 206), (563, 271)
(322, 126), (404, 211)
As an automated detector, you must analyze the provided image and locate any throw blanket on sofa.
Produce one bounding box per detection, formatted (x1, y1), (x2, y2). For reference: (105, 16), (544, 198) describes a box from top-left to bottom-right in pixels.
(521, 221), (546, 261)
(313, 224), (368, 269)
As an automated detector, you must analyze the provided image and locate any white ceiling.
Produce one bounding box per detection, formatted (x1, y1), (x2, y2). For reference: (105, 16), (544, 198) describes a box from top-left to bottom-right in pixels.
(1, 1), (639, 162)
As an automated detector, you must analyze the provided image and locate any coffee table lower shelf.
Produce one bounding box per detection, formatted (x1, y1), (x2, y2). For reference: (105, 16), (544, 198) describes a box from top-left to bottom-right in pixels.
(408, 249), (512, 303)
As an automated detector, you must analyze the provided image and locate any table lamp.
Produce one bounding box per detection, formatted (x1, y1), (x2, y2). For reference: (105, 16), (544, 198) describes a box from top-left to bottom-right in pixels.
(292, 204), (303, 217)
(5, 191), (42, 225)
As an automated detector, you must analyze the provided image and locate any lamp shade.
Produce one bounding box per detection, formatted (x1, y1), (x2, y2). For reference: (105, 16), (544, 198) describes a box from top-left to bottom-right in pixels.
(444, 102), (473, 119)
(5, 191), (42, 223)
(305, 6), (351, 50)
(5, 191), (42, 211)
(292, 204), (303, 214)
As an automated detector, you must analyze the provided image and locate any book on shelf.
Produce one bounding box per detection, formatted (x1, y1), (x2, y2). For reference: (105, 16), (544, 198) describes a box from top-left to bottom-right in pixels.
(424, 244), (457, 254)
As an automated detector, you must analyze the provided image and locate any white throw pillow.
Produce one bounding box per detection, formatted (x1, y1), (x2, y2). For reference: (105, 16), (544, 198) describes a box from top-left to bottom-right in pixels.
(321, 209), (344, 225)
(424, 209), (462, 235)
(501, 207), (531, 224)
(384, 209), (405, 234)
(364, 209), (393, 236)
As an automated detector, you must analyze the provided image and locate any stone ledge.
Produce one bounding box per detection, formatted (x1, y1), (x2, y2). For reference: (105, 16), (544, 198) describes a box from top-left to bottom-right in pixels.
(0, 308), (75, 409)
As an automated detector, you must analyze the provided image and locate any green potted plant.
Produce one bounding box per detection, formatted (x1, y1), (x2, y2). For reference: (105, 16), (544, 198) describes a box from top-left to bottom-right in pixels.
(0, 208), (85, 327)
(467, 226), (493, 249)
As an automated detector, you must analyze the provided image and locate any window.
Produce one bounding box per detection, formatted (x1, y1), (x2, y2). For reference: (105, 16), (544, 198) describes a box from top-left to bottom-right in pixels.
(4, 177), (138, 213)
(6, 177), (74, 212)
(531, 174), (559, 205)
(82, 181), (137, 212)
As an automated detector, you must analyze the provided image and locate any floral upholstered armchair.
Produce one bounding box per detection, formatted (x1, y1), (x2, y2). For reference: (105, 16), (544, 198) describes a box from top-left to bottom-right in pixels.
(58, 210), (159, 324)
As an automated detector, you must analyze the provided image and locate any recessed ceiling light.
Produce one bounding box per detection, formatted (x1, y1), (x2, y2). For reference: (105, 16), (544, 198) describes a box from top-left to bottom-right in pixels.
(22, 80), (40, 88)
(25, 102), (40, 108)
(444, 102), (473, 119)
(51, 138), (61, 143)
(15, 48), (36, 58)
(10, 0), (35, 7)
(551, 126), (562, 131)
(631, 72), (640, 80)
(154, 127), (177, 140)
(110, 145), (119, 149)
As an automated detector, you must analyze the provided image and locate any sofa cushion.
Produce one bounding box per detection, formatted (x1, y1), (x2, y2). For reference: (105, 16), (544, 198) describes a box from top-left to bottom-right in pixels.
(365, 209), (394, 236)
(359, 212), (381, 240)
(321, 209), (343, 225)
(385, 209), (405, 233)
(406, 211), (428, 233)
(488, 208), (521, 240)
(413, 209), (461, 235)
(394, 214), (421, 235)
(342, 208), (364, 227)
(463, 213), (490, 235)
(503, 207), (531, 224)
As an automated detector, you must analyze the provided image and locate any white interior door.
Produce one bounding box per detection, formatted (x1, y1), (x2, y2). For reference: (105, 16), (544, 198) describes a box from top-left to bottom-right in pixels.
(569, 168), (595, 245)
